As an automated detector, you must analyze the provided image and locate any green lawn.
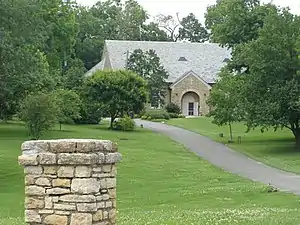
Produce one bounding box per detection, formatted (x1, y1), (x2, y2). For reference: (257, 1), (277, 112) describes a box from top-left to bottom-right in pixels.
(167, 117), (300, 174)
(2, 122), (300, 224)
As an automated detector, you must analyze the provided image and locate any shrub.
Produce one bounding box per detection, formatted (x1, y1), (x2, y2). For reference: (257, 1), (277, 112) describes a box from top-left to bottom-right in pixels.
(19, 92), (58, 139)
(113, 116), (135, 131)
(168, 113), (179, 118)
(178, 114), (185, 118)
(141, 115), (148, 120)
(165, 103), (181, 114)
(144, 109), (170, 120)
(147, 116), (152, 121)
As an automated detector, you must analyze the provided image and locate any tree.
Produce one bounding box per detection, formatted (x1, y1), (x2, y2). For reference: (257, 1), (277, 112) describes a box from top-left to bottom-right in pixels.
(53, 89), (82, 131)
(178, 13), (209, 42)
(85, 70), (148, 128)
(19, 93), (58, 140)
(234, 9), (300, 148)
(127, 49), (169, 107)
(155, 13), (209, 42)
(206, 3), (300, 149)
(207, 68), (245, 142)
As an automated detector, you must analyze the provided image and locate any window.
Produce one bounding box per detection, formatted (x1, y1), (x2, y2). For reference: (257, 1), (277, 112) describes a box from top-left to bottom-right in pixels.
(188, 102), (194, 116)
(178, 57), (187, 61)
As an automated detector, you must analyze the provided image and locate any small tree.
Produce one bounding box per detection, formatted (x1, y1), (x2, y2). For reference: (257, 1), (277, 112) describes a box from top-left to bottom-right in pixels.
(127, 49), (168, 107)
(19, 93), (58, 139)
(207, 68), (244, 142)
(165, 102), (181, 114)
(53, 89), (82, 131)
(85, 70), (148, 129)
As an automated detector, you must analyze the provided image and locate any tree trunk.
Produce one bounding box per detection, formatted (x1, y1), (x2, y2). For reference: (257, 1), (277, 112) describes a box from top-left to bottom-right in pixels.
(229, 122), (233, 142)
(293, 128), (300, 151)
(59, 123), (62, 131)
(110, 117), (115, 129)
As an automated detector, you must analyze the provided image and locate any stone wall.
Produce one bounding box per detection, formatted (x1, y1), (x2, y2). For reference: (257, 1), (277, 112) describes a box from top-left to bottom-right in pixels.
(170, 72), (211, 115)
(18, 139), (122, 225)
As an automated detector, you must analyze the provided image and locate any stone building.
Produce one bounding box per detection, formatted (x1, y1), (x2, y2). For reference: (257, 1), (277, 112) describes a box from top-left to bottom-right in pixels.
(85, 40), (231, 116)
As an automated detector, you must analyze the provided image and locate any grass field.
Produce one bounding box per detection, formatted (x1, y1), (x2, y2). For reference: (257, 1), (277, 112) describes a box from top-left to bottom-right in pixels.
(2, 122), (300, 224)
(167, 117), (300, 174)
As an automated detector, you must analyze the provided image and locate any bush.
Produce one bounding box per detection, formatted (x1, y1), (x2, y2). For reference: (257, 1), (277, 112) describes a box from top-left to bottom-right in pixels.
(74, 100), (102, 125)
(144, 109), (170, 120)
(168, 113), (179, 118)
(19, 92), (58, 139)
(178, 114), (185, 118)
(165, 103), (181, 114)
(141, 115), (148, 120)
(113, 116), (135, 131)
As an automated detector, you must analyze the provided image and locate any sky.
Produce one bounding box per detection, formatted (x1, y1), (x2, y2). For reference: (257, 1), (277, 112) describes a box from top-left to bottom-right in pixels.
(76, 0), (300, 23)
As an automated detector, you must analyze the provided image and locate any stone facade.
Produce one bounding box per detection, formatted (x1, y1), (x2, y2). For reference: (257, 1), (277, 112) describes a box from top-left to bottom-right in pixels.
(169, 71), (211, 115)
(18, 139), (122, 225)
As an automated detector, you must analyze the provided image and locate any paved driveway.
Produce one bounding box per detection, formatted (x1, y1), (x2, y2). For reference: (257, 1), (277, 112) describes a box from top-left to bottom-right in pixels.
(136, 119), (300, 195)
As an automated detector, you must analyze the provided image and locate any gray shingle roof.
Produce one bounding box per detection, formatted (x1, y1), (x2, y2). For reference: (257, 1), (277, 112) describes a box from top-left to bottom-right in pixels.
(86, 40), (231, 84)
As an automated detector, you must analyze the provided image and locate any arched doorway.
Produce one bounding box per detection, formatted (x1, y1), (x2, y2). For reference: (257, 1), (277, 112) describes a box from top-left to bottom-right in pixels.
(181, 92), (200, 116)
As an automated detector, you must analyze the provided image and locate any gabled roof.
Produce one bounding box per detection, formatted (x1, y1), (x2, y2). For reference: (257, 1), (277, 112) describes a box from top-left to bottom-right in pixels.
(86, 40), (231, 83)
(170, 70), (212, 89)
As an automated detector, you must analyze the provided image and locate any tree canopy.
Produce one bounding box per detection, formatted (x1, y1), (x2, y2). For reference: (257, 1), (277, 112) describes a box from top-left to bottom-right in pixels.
(127, 49), (169, 107)
(206, 1), (300, 148)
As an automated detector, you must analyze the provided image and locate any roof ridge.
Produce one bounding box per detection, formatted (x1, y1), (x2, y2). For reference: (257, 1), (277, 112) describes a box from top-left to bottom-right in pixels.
(105, 40), (221, 46)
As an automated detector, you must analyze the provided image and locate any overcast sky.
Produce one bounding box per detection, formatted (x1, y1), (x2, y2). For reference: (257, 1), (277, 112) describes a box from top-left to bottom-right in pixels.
(76, 0), (300, 23)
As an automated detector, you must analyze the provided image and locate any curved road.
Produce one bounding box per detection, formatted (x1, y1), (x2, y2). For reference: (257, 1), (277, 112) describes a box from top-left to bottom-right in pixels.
(135, 119), (300, 195)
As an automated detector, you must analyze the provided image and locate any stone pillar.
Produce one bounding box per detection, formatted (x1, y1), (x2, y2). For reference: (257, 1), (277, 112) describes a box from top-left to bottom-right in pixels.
(18, 139), (122, 225)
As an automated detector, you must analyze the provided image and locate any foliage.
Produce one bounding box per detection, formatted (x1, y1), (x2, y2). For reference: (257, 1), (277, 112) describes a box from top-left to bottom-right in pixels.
(19, 93), (58, 139)
(113, 116), (136, 131)
(168, 113), (179, 119)
(165, 102), (181, 114)
(205, 1), (300, 149)
(127, 49), (168, 107)
(155, 13), (209, 42)
(52, 89), (82, 130)
(75, 0), (170, 70)
(143, 108), (170, 120)
(85, 70), (148, 128)
(74, 101), (103, 125)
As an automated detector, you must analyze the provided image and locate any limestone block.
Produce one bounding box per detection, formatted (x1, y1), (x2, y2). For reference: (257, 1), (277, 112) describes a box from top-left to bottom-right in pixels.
(35, 177), (51, 186)
(102, 165), (111, 173)
(105, 153), (122, 164)
(75, 140), (96, 153)
(103, 211), (108, 219)
(96, 194), (110, 202)
(39, 153), (57, 165)
(52, 179), (71, 188)
(100, 178), (116, 189)
(57, 166), (74, 178)
(18, 155), (38, 166)
(46, 188), (70, 195)
(77, 203), (97, 212)
(93, 210), (103, 222)
(49, 140), (76, 153)
(109, 208), (116, 219)
(75, 166), (92, 178)
(25, 197), (45, 209)
(55, 210), (71, 215)
(25, 186), (45, 196)
(70, 213), (93, 225)
(92, 167), (102, 173)
(25, 175), (36, 185)
(25, 210), (41, 223)
(44, 166), (57, 175)
(39, 209), (54, 214)
(59, 195), (96, 203)
(105, 201), (112, 208)
(45, 197), (53, 209)
(71, 178), (100, 194)
(22, 141), (49, 153)
(44, 214), (68, 225)
(97, 202), (105, 209)
(24, 166), (43, 175)
(54, 203), (76, 211)
(58, 153), (98, 165)
(108, 189), (116, 199)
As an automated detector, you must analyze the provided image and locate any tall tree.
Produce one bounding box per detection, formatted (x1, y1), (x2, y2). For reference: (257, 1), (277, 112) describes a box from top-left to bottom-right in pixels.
(155, 13), (209, 42)
(85, 70), (148, 128)
(127, 49), (169, 107)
